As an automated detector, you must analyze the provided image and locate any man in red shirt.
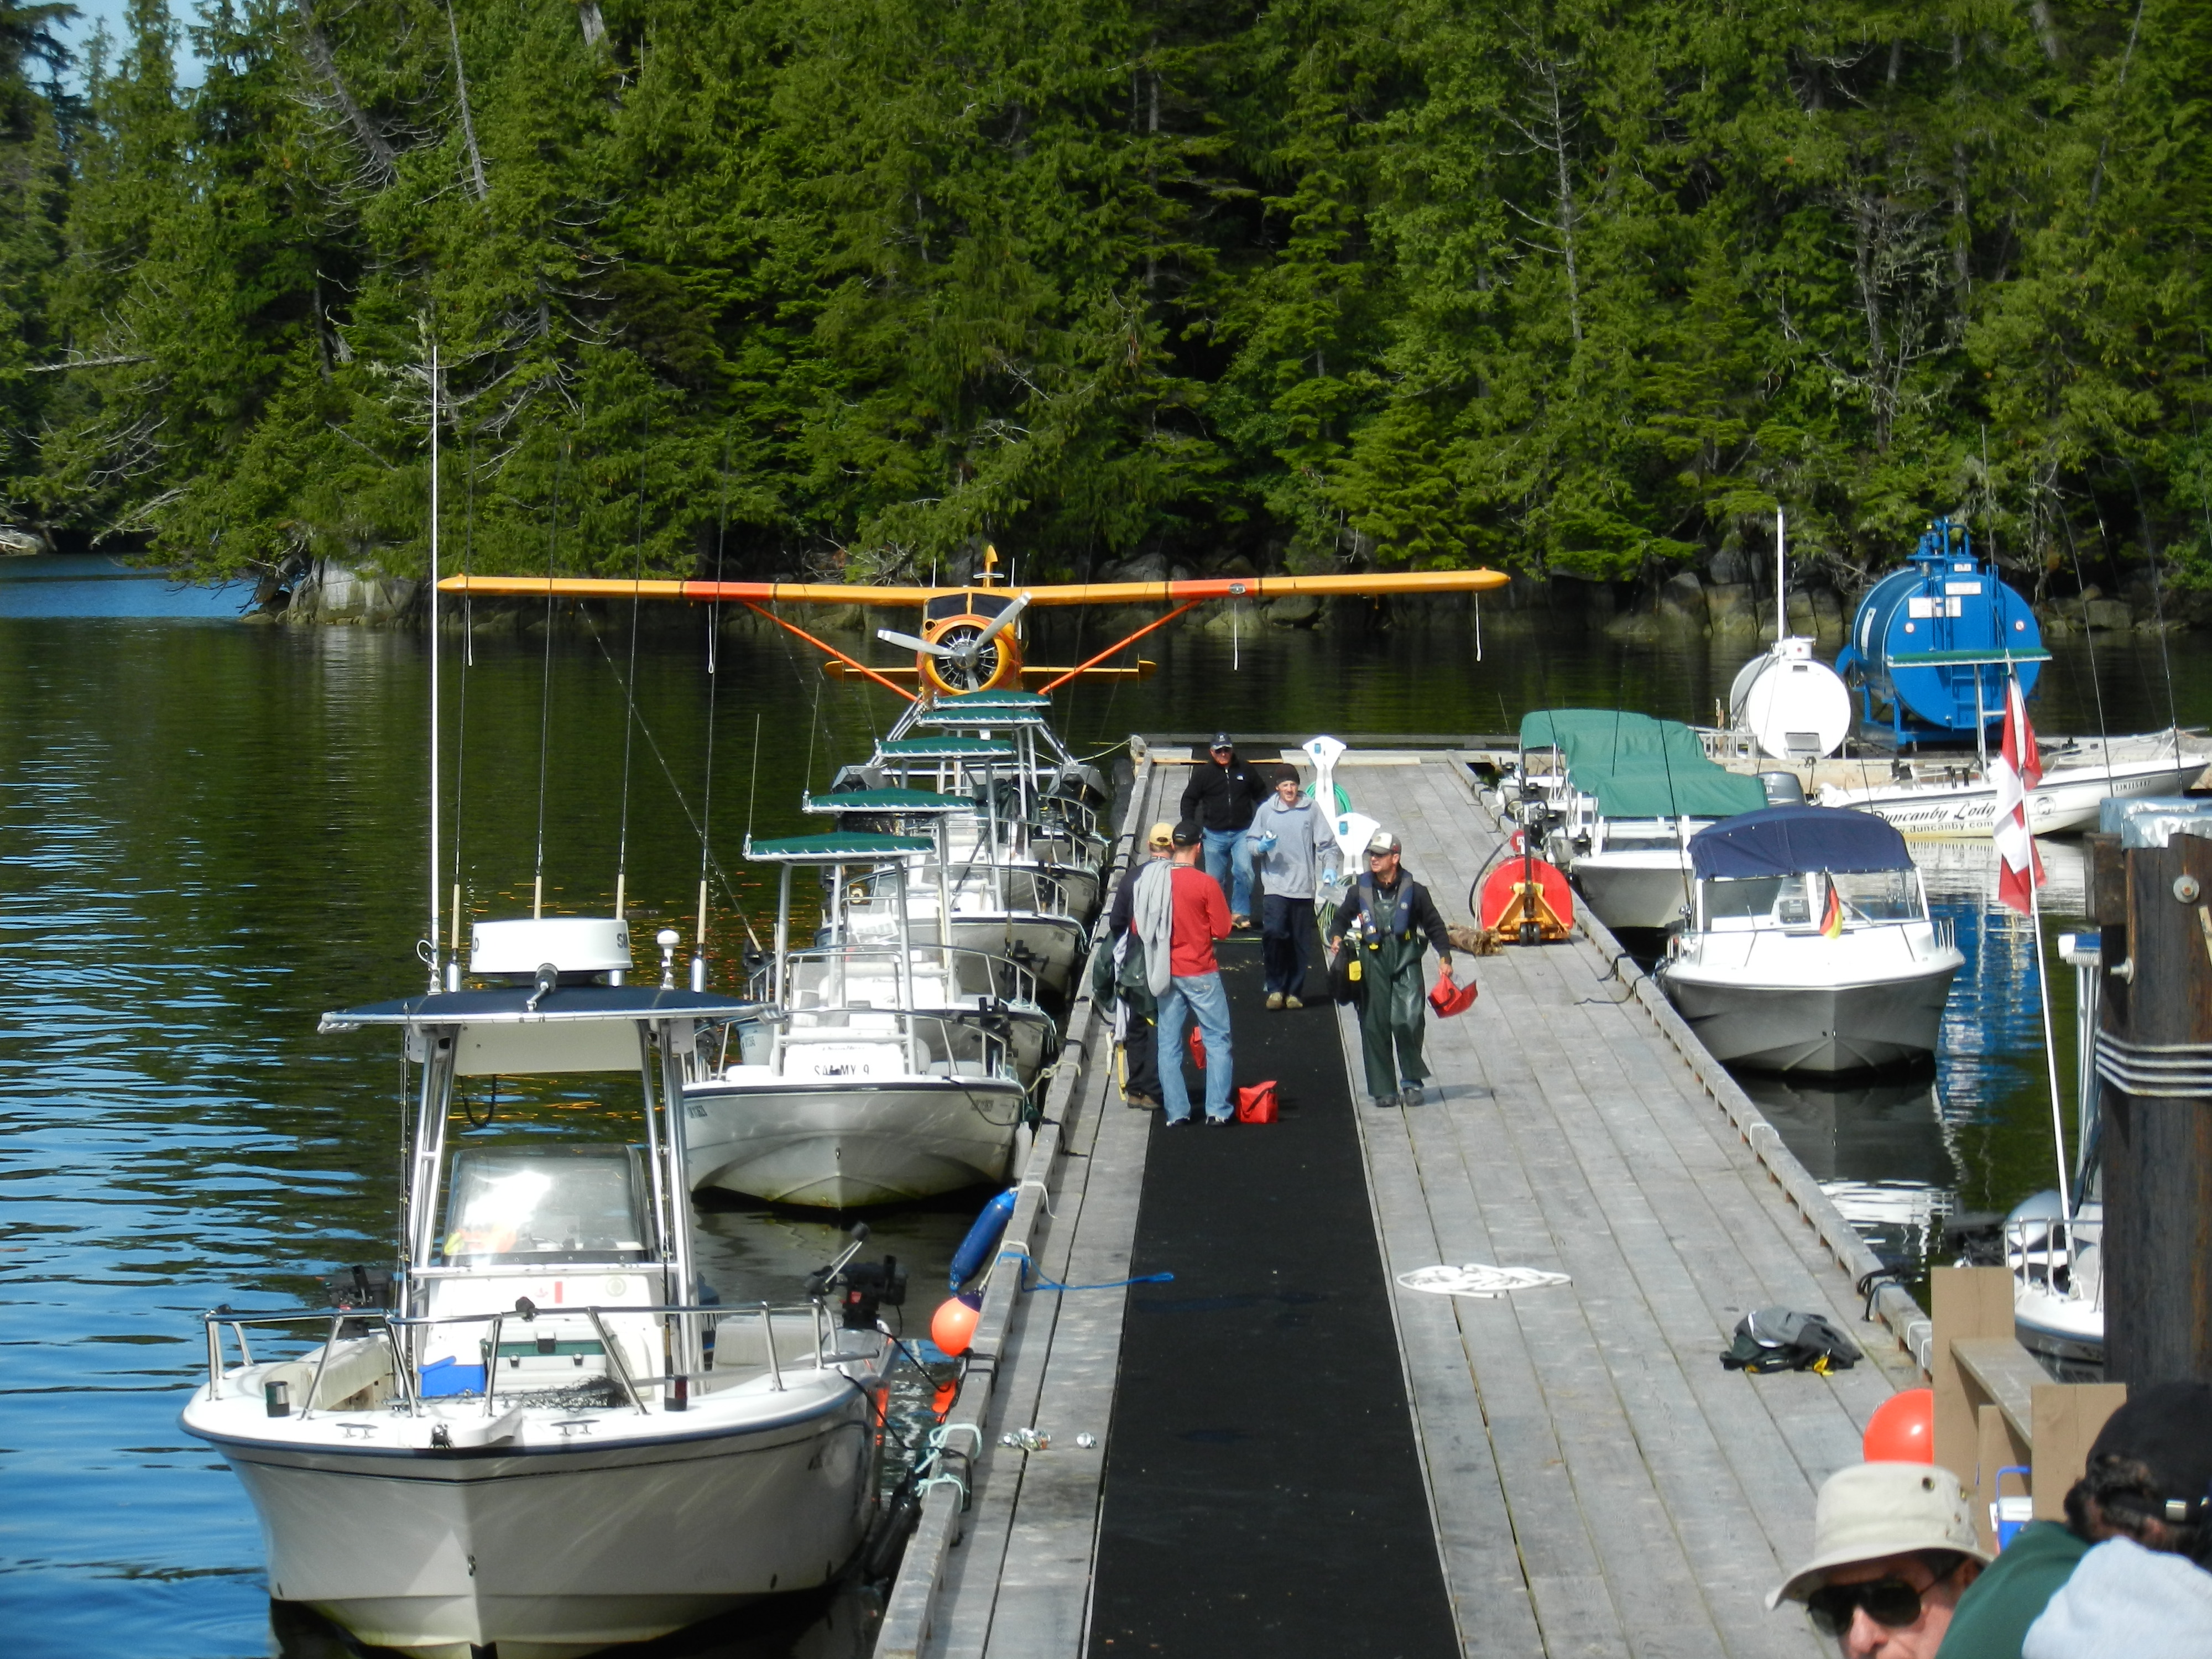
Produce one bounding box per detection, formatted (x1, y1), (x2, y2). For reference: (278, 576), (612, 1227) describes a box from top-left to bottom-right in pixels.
(1141, 821), (1235, 1125)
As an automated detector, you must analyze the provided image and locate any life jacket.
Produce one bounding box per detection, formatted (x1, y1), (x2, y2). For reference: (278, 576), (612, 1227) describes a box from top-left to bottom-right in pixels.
(1350, 873), (1424, 943)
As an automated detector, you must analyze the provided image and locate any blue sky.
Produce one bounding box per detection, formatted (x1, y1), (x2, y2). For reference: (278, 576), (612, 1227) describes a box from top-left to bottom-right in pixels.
(54, 0), (208, 88)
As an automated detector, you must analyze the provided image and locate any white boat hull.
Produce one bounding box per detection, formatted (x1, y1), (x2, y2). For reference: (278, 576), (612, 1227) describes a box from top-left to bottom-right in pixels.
(187, 1385), (875, 1659)
(686, 1077), (1023, 1207)
(1572, 852), (1694, 932)
(1814, 741), (2209, 838)
(1660, 962), (1959, 1073)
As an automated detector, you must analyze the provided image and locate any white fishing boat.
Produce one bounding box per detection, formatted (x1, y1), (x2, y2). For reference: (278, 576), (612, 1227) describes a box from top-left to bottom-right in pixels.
(1809, 729), (2212, 836)
(180, 919), (894, 1659)
(685, 832), (1030, 1208)
(838, 733), (1092, 993)
(2006, 1191), (2105, 1370)
(1513, 709), (1770, 933)
(1657, 805), (1964, 1073)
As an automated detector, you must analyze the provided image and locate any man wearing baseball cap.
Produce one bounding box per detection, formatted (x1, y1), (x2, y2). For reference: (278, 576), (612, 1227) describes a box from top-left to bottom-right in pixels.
(1140, 821), (1235, 1125)
(1771, 1462), (1989, 1657)
(1178, 733), (1265, 928)
(1098, 822), (1177, 1108)
(1327, 827), (1455, 1108)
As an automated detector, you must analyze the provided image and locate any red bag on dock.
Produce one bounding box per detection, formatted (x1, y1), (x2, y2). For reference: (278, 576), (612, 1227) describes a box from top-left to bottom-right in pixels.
(1428, 972), (1478, 1018)
(1188, 1024), (1206, 1068)
(1235, 1082), (1279, 1124)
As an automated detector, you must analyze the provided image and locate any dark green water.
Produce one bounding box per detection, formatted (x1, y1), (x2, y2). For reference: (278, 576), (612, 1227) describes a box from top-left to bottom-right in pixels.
(0, 574), (2199, 1656)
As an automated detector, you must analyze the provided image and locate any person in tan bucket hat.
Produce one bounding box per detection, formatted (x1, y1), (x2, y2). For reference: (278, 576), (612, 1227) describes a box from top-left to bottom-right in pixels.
(1772, 1462), (1991, 1657)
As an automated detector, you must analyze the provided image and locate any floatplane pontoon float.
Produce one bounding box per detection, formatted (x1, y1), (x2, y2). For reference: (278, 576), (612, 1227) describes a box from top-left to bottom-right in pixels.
(180, 918), (897, 1659)
(685, 830), (1035, 1207)
(1699, 517), (2211, 835)
(1657, 805), (1964, 1073)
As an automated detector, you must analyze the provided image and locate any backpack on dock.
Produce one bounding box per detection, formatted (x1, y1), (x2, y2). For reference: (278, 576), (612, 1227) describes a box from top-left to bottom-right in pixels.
(1719, 1307), (1861, 1375)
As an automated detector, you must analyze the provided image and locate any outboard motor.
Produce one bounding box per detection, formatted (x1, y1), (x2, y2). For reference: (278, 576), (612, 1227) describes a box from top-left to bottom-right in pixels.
(1834, 517), (2044, 745)
(1757, 771), (1807, 807)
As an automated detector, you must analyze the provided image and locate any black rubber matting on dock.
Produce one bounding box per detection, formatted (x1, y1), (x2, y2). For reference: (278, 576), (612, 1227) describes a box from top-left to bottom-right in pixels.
(1088, 934), (1460, 1657)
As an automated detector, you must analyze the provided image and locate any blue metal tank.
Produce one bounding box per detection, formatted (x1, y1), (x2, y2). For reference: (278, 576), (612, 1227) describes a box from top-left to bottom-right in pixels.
(1833, 517), (2047, 744)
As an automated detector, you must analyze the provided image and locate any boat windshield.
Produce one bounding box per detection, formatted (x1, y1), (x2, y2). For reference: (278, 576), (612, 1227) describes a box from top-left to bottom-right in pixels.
(1831, 868), (1924, 922)
(439, 1147), (651, 1265)
(1700, 875), (1812, 926)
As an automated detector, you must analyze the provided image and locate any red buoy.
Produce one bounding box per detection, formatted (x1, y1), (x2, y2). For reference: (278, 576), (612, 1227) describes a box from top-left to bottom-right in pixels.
(1861, 1387), (1935, 1463)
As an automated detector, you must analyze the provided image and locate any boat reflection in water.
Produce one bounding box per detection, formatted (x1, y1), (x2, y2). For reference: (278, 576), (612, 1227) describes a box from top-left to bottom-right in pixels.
(1733, 1069), (1964, 1274)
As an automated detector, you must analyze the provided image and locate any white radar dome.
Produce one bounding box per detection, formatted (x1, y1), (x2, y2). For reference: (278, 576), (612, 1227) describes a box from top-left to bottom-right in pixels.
(1728, 638), (1851, 761)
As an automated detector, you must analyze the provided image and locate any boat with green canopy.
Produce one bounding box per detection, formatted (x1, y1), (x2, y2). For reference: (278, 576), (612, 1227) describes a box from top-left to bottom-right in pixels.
(1515, 709), (1772, 932)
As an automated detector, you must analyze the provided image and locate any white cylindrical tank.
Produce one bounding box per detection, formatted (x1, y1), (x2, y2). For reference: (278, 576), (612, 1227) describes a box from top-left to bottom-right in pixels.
(1728, 639), (1851, 761)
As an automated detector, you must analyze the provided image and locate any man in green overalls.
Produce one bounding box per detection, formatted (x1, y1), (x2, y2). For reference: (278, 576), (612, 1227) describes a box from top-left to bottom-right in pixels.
(1327, 828), (1455, 1108)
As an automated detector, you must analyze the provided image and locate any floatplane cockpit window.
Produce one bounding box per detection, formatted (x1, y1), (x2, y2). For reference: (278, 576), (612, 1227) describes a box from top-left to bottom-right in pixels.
(439, 1147), (650, 1265)
(926, 592), (1011, 622)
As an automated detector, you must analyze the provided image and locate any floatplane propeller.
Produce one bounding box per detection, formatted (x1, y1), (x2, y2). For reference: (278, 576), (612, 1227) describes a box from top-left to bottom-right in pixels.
(440, 541), (1508, 700)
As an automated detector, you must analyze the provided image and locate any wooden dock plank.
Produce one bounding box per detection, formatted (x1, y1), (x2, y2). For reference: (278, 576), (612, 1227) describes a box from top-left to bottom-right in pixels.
(1335, 758), (1927, 1657)
(904, 748), (1928, 1659)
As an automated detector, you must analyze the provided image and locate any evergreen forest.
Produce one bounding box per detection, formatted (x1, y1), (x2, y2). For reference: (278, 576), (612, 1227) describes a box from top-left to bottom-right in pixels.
(2, 0), (2210, 599)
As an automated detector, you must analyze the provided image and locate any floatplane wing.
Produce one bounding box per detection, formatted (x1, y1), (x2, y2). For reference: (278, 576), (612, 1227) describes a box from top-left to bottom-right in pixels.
(440, 546), (1508, 698)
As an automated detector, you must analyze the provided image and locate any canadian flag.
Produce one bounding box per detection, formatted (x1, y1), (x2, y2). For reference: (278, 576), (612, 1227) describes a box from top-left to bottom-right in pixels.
(1991, 675), (2046, 914)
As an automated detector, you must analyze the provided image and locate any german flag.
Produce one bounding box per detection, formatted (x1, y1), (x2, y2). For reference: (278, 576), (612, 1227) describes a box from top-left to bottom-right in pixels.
(1819, 879), (1844, 939)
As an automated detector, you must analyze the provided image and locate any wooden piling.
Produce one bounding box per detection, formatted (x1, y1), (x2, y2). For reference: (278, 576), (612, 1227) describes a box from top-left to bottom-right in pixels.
(2086, 832), (2212, 1384)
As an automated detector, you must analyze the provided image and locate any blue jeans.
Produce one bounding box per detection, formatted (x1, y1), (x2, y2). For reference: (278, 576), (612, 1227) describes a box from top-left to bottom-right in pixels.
(1202, 827), (1254, 917)
(1156, 972), (1234, 1123)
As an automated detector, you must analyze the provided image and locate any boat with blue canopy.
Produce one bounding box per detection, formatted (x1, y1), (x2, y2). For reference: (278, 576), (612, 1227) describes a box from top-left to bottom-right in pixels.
(1656, 805), (1963, 1073)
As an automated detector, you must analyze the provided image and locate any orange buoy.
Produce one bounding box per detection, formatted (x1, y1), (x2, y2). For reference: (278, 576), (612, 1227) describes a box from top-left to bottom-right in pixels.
(1862, 1387), (1935, 1463)
(931, 1292), (983, 1358)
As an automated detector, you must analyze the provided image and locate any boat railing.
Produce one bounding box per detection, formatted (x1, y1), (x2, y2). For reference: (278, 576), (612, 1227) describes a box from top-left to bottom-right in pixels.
(200, 1298), (836, 1417)
(751, 941), (1042, 1011)
(2006, 1214), (2103, 1310)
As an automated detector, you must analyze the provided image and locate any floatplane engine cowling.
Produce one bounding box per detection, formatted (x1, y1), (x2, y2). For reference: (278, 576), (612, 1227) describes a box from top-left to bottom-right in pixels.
(916, 592), (1025, 695)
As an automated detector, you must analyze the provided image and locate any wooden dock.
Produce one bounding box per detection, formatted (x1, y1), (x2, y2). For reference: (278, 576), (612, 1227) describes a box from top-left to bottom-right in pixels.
(878, 748), (1933, 1659)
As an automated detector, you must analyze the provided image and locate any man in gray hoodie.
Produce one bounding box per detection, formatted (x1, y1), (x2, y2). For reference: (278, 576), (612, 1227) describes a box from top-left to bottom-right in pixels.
(1244, 773), (1342, 1009)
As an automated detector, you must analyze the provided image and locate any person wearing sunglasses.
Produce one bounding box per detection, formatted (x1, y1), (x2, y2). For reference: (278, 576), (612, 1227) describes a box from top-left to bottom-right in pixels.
(1772, 1463), (1990, 1657)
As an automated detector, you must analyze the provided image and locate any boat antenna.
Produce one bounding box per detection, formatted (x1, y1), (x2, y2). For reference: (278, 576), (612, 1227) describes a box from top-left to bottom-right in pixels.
(1775, 505), (1786, 643)
(448, 424), (475, 988)
(693, 448), (731, 990)
(425, 324), (443, 992)
(745, 711), (761, 846)
(533, 435), (562, 920)
(614, 416), (649, 921)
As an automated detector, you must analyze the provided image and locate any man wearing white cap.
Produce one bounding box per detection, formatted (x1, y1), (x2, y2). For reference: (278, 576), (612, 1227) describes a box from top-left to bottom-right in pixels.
(1772, 1463), (1989, 1657)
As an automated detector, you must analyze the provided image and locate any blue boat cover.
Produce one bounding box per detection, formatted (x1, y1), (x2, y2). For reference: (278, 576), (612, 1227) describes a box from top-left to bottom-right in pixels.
(1688, 804), (1911, 879)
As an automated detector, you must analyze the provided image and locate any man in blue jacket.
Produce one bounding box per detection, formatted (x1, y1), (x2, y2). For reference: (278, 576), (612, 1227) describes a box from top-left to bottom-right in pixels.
(1245, 773), (1340, 1009)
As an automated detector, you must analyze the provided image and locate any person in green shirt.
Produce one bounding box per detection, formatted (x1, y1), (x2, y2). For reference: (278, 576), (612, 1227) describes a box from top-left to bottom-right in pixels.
(1933, 1521), (2088, 1659)
(1937, 1379), (2212, 1659)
